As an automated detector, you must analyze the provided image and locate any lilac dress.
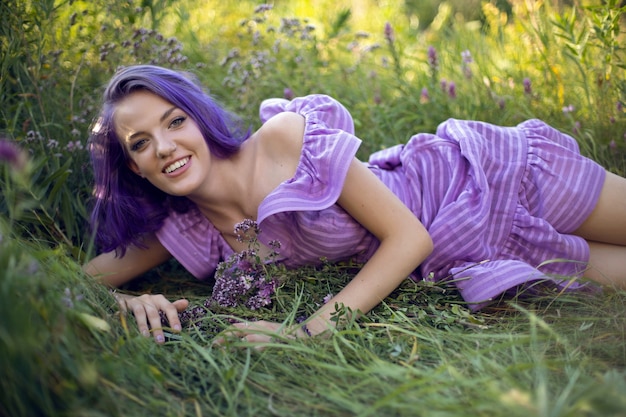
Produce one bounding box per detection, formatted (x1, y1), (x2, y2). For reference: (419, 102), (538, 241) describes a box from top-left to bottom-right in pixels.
(157, 95), (606, 309)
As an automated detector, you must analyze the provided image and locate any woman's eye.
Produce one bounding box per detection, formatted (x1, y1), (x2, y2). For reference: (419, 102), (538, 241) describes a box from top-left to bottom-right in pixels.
(130, 139), (147, 152)
(169, 116), (186, 128)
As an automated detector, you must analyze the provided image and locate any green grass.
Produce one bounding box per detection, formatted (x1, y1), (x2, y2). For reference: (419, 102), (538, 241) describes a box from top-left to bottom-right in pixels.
(2, 0), (626, 416)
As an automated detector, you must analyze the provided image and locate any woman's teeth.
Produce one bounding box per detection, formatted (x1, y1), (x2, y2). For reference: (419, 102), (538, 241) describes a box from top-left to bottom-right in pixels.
(164, 157), (189, 174)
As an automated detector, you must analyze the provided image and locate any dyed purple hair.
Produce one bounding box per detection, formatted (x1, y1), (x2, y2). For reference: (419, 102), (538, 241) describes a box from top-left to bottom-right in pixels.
(88, 65), (250, 255)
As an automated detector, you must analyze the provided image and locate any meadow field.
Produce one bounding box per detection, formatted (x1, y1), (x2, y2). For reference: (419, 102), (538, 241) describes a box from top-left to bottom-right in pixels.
(1, 1), (626, 416)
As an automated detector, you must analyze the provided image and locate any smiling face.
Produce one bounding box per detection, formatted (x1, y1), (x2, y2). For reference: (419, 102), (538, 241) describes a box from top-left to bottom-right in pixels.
(114, 90), (212, 197)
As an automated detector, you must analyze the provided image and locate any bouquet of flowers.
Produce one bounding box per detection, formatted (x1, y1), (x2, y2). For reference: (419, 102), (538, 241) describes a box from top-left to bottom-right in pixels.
(210, 219), (281, 310)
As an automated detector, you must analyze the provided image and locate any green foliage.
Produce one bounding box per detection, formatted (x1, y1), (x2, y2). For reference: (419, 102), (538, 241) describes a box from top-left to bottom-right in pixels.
(1, 1), (626, 416)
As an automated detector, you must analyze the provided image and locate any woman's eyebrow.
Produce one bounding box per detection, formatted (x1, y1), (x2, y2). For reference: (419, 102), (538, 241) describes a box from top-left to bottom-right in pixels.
(126, 106), (178, 141)
(160, 106), (178, 123)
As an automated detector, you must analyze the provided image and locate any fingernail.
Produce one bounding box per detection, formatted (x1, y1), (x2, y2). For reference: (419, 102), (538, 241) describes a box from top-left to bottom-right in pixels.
(141, 329), (150, 337)
(156, 334), (164, 343)
(173, 324), (181, 331)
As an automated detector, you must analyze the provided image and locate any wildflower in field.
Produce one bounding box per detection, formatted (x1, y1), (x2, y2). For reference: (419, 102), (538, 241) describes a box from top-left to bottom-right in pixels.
(523, 78), (532, 95)
(461, 50), (472, 79)
(66, 140), (84, 152)
(448, 81), (457, 99)
(61, 287), (83, 309)
(323, 293), (334, 304)
(617, 101), (623, 112)
(0, 139), (26, 171)
(428, 46), (438, 70)
(254, 4), (273, 13)
(384, 22), (395, 44)
(563, 104), (575, 114)
(284, 88), (294, 100)
(420, 87), (430, 104)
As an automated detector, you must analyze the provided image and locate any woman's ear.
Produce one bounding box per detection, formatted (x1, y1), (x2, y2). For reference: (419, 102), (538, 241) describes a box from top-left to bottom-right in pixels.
(127, 160), (144, 178)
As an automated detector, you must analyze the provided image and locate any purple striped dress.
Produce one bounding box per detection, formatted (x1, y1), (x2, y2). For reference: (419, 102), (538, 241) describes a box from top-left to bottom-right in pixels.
(156, 94), (606, 309)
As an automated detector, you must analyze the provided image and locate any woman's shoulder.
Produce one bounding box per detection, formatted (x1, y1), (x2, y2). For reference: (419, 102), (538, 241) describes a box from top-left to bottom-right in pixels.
(259, 94), (355, 134)
(256, 111), (306, 162)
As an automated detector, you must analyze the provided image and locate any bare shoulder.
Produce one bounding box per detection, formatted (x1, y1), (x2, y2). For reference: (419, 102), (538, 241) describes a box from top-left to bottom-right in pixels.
(256, 111), (305, 162)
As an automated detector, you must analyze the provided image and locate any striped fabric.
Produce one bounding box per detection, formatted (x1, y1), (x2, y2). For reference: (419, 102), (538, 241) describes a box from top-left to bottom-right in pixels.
(156, 94), (606, 309)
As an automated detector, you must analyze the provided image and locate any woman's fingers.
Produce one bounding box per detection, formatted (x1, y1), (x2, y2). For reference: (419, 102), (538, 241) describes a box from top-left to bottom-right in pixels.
(167, 299), (189, 332)
(119, 294), (188, 344)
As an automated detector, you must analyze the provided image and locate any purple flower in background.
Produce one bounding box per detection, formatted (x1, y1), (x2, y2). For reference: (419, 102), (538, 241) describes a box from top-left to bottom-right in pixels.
(420, 87), (430, 103)
(0, 139), (26, 171)
(254, 4), (273, 13)
(523, 78), (532, 95)
(283, 88), (294, 100)
(448, 81), (457, 99)
(563, 104), (575, 114)
(384, 22), (395, 43)
(461, 50), (472, 79)
(428, 46), (438, 70)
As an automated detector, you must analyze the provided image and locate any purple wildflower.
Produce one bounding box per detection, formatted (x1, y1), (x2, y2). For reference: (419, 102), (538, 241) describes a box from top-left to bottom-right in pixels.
(384, 22), (395, 43)
(234, 219), (260, 243)
(323, 293), (334, 304)
(254, 4), (273, 13)
(420, 87), (430, 104)
(461, 50), (472, 79)
(283, 87), (294, 100)
(523, 78), (532, 95)
(617, 101), (623, 112)
(0, 139), (26, 171)
(210, 221), (281, 310)
(61, 287), (83, 309)
(563, 105), (575, 114)
(428, 46), (438, 70)
(448, 81), (457, 99)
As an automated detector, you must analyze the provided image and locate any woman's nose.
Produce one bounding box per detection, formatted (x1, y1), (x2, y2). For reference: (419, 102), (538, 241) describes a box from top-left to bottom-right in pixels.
(156, 139), (177, 158)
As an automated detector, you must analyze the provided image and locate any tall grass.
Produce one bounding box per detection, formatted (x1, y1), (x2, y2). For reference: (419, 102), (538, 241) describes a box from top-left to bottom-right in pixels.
(1, 1), (626, 416)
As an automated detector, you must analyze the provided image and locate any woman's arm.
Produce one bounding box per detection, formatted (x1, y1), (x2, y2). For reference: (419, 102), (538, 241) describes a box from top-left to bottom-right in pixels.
(305, 158), (433, 334)
(83, 233), (189, 343)
(83, 232), (172, 287)
(231, 158), (433, 342)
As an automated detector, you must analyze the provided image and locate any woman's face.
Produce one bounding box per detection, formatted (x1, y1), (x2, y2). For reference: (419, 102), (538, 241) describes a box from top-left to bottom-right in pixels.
(114, 90), (212, 197)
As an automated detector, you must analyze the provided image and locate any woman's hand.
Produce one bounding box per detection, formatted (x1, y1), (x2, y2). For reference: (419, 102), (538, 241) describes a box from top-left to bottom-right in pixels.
(215, 320), (311, 348)
(114, 293), (189, 344)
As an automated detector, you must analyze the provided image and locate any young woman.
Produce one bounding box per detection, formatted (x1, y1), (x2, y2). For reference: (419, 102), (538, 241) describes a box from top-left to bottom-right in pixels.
(84, 65), (626, 344)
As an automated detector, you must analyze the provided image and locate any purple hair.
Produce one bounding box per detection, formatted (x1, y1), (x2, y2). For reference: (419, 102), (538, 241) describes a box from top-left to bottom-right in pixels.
(88, 65), (250, 255)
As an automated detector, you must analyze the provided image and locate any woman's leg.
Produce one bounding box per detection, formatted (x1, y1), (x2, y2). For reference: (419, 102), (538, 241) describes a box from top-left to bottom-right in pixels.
(574, 171), (626, 245)
(574, 171), (626, 288)
(585, 241), (626, 289)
